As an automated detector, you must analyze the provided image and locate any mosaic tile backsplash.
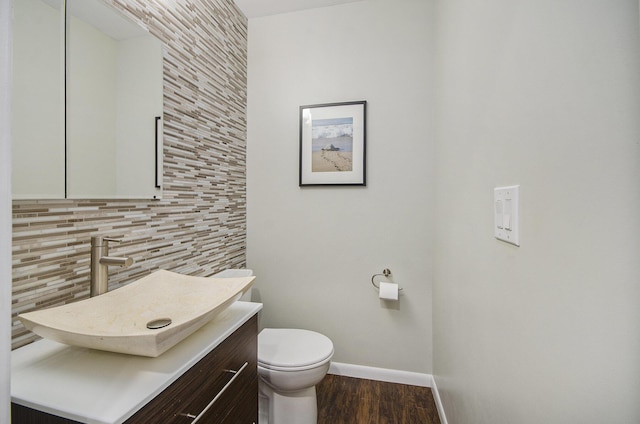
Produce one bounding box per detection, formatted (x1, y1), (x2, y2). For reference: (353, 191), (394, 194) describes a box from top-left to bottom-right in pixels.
(11, 0), (248, 349)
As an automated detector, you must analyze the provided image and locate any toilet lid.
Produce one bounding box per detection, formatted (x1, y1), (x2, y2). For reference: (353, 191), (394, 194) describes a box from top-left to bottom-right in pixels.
(258, 328), (334, 370)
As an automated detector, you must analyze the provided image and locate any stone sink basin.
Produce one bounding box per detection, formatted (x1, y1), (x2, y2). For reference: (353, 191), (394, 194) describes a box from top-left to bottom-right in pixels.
(18, 270), (255, 357)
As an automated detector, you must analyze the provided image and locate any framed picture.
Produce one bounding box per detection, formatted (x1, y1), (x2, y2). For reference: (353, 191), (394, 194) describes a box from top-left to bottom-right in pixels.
(299, 101), (366, 186)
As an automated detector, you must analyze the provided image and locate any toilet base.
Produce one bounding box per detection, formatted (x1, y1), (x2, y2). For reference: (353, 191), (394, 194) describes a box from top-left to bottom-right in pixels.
(259, 380), (318, 424)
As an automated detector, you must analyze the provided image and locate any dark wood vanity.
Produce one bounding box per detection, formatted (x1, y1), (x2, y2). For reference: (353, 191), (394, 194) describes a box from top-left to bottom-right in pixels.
(11, 303), (261, 424)
(125, 315), (258, 423)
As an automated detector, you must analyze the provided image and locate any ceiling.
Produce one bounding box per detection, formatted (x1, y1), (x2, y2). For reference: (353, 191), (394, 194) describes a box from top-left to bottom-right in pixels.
(233, 0), (362, 19)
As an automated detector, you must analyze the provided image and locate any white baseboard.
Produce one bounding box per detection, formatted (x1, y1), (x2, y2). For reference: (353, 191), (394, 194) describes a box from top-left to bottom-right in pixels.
(328, 362), (448, 423)
(431, 376), (449, 424)
(328, 362), (431, 387)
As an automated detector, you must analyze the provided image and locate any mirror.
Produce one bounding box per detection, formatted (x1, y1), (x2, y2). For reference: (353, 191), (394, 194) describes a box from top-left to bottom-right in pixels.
(12, 0), (163, 200)
(12, 0), (65, 198)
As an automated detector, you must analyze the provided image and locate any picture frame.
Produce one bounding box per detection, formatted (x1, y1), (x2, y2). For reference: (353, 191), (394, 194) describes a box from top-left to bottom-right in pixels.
(299, 101), (366, 186)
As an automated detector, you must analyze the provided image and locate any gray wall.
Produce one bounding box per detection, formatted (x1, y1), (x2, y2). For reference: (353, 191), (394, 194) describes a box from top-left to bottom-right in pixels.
(246, 0), (435, 373)
(433, 0), (640, 422)
(1, 0), (13, 420)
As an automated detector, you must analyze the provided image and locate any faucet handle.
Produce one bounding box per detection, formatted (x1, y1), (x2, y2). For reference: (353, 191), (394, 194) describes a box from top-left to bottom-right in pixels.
(91, 236), (123, 248)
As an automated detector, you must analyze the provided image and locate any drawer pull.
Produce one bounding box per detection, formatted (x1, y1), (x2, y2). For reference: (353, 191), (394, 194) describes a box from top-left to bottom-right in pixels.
(190, 361), (249, 423)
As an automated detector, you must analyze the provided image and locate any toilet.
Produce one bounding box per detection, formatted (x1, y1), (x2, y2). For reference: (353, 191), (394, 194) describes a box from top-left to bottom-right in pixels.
(258, 328), (334, 424)
(212, 269), (334, 424)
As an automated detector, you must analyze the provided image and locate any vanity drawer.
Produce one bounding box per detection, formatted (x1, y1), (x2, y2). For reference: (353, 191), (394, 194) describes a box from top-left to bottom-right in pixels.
(125, 315), (258, 423)
(183, 368), (258, 423)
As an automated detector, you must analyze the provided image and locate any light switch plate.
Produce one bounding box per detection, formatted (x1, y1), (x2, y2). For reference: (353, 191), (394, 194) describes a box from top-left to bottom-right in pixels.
(494, 185), (520, 246)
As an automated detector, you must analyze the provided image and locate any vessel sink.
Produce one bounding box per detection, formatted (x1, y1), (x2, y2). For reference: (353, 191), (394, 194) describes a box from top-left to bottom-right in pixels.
(18, 270), (255, 357)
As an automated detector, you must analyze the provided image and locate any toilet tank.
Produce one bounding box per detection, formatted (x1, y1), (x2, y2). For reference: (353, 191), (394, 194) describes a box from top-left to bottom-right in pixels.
(212, 269), (253, 301)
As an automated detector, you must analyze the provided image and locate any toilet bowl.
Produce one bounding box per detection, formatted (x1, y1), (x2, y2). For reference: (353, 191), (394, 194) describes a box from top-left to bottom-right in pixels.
(212, 269), (334, 424)
(258, 328), (334, 424)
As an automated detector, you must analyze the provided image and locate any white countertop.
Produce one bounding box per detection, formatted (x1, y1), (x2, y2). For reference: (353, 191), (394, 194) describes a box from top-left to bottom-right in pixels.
(11, 301), (262, 424)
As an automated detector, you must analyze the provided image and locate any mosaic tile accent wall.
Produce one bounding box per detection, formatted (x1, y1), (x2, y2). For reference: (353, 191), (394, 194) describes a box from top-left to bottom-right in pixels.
(11, 0), (248, 349)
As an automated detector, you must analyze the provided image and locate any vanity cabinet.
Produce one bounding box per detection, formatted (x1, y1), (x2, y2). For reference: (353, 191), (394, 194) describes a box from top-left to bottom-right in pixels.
(12, 314), (258, 424)
(126, 315), (258, 423)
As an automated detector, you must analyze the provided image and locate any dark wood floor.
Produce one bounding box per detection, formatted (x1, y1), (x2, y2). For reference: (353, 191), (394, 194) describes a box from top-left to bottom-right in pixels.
(317, 374), (441, 424)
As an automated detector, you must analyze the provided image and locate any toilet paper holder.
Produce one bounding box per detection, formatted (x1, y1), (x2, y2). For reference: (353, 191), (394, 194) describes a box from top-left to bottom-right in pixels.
(371, 268), (403, 291)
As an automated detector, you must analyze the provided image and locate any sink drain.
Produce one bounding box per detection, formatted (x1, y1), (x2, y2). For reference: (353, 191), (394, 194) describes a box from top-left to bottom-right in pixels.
(146, 318), (172, 329)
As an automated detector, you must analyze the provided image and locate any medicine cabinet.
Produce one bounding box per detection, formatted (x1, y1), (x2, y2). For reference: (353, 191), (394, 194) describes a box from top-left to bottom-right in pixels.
(12, 0), (163, 199)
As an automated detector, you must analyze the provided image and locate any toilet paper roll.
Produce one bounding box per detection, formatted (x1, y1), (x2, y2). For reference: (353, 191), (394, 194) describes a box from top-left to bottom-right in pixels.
(379, 282), (399, 300)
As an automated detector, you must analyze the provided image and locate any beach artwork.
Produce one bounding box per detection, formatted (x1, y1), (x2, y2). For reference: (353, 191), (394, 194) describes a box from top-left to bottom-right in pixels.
(311, 117), (353, 172)
(299, 100), (366, 186)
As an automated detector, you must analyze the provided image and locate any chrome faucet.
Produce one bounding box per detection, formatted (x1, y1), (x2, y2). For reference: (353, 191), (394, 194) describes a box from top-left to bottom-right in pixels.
(90, 236), (133, 297)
